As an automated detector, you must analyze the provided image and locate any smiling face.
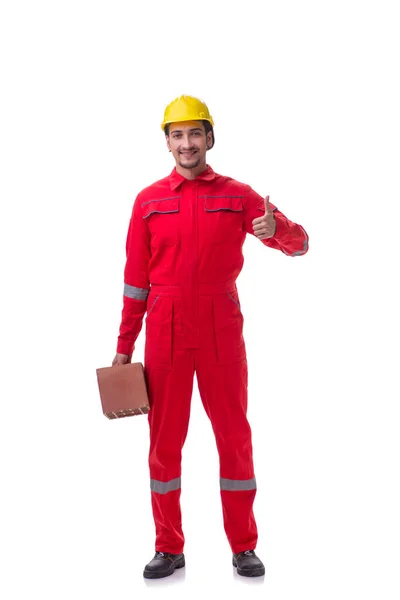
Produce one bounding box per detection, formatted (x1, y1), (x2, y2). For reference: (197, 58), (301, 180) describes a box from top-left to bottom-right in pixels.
(165, 120), (213, 177)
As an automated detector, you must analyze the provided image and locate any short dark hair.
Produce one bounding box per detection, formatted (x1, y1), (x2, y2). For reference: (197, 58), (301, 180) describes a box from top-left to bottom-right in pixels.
(164, 120), (215, 149)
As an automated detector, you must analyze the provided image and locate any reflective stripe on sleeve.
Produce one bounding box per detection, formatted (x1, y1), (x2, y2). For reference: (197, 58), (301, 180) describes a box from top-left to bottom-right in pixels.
(220, 477), (257, 491)
(150, 477), (181, 495)
(283, 227), (309, 257)
(123, 284), (149, 300)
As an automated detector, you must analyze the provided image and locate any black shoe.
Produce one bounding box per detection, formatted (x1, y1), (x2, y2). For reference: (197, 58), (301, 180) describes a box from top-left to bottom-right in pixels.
(143, 551), (185, 579)
(232, 549), (265, 577)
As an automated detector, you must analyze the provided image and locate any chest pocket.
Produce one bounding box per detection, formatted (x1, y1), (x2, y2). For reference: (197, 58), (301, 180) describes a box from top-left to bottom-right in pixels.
(202, 195), (244, 242)
(142, 196), (180, 246)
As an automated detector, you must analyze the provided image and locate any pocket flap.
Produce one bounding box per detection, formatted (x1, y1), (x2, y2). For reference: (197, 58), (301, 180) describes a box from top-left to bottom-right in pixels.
(142, 197), (180, 219)
(203, 196), (243, 212)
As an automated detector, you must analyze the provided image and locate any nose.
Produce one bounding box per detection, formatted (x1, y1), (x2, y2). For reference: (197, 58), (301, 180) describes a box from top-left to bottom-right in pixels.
(181, 133), (194, 148)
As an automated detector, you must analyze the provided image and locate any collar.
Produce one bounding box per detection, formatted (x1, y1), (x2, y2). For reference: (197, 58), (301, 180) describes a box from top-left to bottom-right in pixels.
(169, 164), (216, 191)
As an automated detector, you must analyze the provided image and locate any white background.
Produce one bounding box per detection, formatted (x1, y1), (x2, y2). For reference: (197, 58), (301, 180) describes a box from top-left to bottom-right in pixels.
(1, 0), (399, 598)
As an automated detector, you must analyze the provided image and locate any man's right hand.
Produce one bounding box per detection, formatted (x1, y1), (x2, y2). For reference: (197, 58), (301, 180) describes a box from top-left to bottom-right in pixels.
(112, 352), (132, 366)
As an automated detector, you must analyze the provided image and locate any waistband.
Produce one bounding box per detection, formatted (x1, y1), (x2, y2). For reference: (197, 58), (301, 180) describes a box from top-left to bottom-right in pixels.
(150, 281), (237, 296)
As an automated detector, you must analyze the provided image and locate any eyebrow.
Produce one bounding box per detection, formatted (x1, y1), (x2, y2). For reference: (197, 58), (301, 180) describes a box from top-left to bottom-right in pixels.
(170, 128), (203, 133)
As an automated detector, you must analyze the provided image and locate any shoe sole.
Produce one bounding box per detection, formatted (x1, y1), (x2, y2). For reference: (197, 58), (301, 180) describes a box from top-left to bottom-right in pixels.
(232, 557), (265, 577)
(143, 556), (185, 579)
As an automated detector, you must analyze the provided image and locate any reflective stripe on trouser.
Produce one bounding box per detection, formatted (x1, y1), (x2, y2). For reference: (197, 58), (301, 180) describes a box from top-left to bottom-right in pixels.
(144, 283), (258, 555)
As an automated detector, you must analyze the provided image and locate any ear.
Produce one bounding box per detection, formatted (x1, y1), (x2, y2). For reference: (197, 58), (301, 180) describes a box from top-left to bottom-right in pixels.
(166, 135), (171, 151)
(206, 130), (213, 149)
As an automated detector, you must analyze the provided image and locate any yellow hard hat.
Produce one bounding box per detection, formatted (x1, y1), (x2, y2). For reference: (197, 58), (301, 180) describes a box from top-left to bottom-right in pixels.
(161, 95), (214, 130)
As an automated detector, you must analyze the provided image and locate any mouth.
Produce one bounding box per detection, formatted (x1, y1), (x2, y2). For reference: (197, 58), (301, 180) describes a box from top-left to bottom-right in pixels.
(180, 150), (198, 158)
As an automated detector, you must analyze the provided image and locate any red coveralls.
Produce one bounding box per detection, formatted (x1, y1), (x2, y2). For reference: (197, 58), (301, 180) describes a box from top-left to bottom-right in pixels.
(117, 165), (308, 554)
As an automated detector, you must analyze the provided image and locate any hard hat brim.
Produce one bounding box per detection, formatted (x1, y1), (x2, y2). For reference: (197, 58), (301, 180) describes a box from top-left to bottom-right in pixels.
(161, 117), (214, 131)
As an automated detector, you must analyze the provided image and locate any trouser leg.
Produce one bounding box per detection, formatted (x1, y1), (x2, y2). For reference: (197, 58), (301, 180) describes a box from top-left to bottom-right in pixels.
(195, 350), (258, 554)
(145, 349), (195, 554)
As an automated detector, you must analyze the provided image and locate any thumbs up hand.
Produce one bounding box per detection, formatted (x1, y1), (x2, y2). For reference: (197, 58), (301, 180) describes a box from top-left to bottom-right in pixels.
(252, 195), (276, 239)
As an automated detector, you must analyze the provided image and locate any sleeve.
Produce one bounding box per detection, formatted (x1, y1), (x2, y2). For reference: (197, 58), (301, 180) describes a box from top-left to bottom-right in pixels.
(116, 194), (151, 355)
(243, 186), (309, 257)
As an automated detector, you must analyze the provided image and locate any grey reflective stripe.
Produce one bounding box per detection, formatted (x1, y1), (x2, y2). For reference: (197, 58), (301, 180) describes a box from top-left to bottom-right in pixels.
(202, 194), (244, 212)
(220, 477), (257, 491)
(283, 229), (309, 257)
(124, 284), (149, 300)
(204, 207), (243, 212)
(143, 209), (179, 218)
(291, 238), (308, 256)
(150, 477), (181, 494)
(228, 293), (240, 309)
(141, 196), (179, 206)
(146, 295), (159, 316)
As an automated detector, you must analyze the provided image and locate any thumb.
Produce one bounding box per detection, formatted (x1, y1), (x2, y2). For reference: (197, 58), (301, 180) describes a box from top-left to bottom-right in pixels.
(264, 195), (271, 212)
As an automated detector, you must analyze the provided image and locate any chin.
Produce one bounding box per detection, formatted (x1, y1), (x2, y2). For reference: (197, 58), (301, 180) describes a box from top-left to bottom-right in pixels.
(179, 159), (201, 169)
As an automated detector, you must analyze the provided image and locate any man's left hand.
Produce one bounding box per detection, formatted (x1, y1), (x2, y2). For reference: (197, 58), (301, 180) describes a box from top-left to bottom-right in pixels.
(252, 195), (276, 239)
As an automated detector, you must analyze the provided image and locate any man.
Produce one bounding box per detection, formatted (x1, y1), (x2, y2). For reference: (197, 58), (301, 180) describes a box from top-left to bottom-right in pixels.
(112, 95), (309, 579)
